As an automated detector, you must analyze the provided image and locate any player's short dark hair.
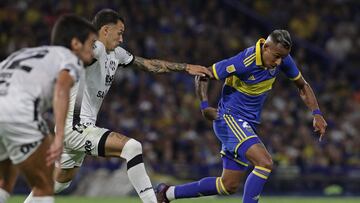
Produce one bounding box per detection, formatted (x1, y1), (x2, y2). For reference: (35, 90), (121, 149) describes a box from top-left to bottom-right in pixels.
(269, 30), (292, 49)
(51, 14), (97, 49)
(92, 9), (124, 31)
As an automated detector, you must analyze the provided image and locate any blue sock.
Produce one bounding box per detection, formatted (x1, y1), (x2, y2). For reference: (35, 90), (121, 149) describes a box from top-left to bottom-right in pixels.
(243, 166), (271, 203)
(175, 177), (228, 199)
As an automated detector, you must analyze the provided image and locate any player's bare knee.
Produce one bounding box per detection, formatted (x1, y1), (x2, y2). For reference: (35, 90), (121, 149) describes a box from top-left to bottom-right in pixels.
(256, 158), (273, 171)
(110, 132), (129, 144)
(103, 132), (130, 156)
(221, 177), (240, 194)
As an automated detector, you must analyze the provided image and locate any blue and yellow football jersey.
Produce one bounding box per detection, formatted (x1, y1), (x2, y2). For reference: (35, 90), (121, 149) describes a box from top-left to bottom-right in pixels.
(212, 38), (301, 124)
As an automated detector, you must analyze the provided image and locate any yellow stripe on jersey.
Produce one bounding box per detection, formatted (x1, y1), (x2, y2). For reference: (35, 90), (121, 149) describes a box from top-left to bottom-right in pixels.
(225, 75), (276, 95)
(223, 115), (244, 140)
(253, 171), (268, 179)
(289, 72), (302, 81)
(212, 64), (220, 80)
(243, 53), (255, 64)
(244, 55), (256, 67)
(255, 38), (266, 66)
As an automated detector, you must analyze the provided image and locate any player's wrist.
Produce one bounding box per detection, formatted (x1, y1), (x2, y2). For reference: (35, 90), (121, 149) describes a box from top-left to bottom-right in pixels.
(185, 64), (189, 71)
(312, 109), (322, 116)
(200, 101), (209, 110)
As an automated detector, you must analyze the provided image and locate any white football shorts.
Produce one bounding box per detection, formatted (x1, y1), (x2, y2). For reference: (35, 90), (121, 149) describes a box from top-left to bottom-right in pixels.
(0, 120), (49, 164)
(60, 123), (110, 169)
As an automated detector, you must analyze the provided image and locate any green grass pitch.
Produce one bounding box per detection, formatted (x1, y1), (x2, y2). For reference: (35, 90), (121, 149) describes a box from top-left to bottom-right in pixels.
(8, 196), (360, 203)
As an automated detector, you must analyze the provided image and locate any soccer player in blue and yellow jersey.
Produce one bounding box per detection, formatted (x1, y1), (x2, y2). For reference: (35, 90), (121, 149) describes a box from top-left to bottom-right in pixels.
(156, 30), (327, 203)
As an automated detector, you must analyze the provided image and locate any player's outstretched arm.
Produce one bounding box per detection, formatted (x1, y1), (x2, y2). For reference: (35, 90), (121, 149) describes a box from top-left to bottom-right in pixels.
(195, 76), (218, 121)
(294, 76), (327, 141)
(47, 70), (74, 166)
(132, 56), (213, 77)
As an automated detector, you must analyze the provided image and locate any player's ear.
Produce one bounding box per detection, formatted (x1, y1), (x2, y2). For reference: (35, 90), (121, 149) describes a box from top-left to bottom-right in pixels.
(70, 37), (82, 52)
(100, 25), (110, 36)
(263, 42), (269, 50)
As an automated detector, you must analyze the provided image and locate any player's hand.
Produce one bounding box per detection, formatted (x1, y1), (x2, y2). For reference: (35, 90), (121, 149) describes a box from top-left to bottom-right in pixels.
(46, 134), (64, 167)
(313, 115), (327, 141)
(186, 64), (213, 78)
(202, 107), (218, 121)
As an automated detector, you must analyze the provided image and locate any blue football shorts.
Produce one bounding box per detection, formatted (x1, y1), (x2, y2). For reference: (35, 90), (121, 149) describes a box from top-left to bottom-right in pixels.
(213, 113), (261, 171)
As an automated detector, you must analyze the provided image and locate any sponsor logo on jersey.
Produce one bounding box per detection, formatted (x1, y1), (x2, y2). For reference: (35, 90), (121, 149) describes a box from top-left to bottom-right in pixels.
(226, 65), (236, 73)
(107, 60), (116, 71)
(105, 75), (114, 86)
(97, 90), (107, 98)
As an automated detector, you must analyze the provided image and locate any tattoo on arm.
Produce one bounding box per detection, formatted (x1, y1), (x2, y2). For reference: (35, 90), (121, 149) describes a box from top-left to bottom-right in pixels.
(199, 81), (208, 101)
(132, 56), (186, 73)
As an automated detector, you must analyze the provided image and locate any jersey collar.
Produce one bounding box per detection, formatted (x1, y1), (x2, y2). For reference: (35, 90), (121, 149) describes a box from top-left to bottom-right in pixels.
(255, 38), (265, 67)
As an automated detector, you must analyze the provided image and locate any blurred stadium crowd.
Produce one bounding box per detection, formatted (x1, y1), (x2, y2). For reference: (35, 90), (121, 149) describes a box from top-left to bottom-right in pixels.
(1, 0), (359, 195)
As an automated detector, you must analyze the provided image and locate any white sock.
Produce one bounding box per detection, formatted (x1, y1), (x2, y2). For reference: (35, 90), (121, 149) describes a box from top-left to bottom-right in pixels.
(29, 196), (54, 203)
(54, 181), (71, 193)
(166, 186), (175, 201)
(0, 188), (10, 203)
(23, 191), (32, 203)
(120, 139), (157, 203)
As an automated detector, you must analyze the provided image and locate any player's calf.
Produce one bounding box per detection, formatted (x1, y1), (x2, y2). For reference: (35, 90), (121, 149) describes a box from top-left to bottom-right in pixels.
(54, 167), (79, 193)
(105, 136), (157, 203)
(243, 144), (273, 202)
(221, 177), (240, 195)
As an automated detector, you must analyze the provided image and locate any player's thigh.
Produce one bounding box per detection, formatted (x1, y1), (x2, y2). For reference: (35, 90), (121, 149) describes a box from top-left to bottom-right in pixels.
(245, 143), (273, 168)
(16, 135), (53, 193)
(214, 115), (262, 167)
(104, 132), (130, 157)
(55, 166), (80, 183)
(0, 159), (18, 192)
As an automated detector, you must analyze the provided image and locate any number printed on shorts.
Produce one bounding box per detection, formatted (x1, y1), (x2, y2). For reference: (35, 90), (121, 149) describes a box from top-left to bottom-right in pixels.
(20, 141), (40, 155)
